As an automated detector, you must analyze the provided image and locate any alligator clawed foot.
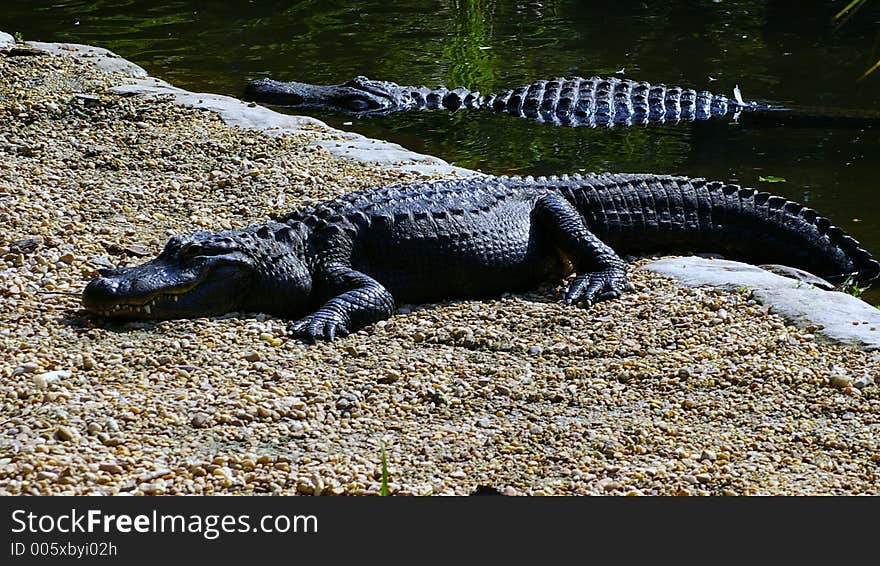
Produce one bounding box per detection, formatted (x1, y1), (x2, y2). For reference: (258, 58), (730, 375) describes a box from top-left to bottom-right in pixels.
(561, 268), (629, 307)
(287, 312), (350, 343)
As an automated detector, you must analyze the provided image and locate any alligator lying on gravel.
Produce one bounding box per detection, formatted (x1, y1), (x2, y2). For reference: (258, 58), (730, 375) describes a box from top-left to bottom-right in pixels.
(244, 75), (786, 127)
(82, 173), (879, 342)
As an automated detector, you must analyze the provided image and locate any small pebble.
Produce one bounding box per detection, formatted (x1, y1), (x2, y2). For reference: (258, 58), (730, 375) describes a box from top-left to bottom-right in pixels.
(99, 463), (124, 474)
(13, 362), (40, 375)
(55, 426), (79, 442)
(242, 351), (261, 362)
(190, 413), (211, 428)
(32, 370), (70, 389)
(829, 368), (853, 388)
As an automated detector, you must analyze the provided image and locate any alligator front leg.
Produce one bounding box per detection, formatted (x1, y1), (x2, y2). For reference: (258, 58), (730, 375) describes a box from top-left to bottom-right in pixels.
(288, 268), (395, 342)
(534, 193), (630, 307)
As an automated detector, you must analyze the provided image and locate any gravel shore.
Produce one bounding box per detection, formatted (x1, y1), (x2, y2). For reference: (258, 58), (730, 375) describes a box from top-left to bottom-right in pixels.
(1, 41), (879, 496)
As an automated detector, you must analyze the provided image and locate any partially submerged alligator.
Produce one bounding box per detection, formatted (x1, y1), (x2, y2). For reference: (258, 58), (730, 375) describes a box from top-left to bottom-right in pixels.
(244, 75), (786, 127)
(82, 173), (879, 342)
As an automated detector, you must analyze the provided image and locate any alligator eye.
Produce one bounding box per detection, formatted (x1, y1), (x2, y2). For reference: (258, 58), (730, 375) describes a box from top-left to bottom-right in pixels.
(178, 241), (231, 259)
(178, 244), (206, 258)
(344, 97), (373, 111)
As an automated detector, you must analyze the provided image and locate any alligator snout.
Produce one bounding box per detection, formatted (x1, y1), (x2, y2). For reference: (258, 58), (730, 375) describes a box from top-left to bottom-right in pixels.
(81, 276), (124, 311)
(244, 78), (306, 105)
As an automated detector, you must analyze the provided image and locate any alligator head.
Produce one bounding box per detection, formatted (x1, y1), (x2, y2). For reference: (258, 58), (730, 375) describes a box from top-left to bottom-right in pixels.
(82, 223), (313, 321)
(244, 75), (413, 115)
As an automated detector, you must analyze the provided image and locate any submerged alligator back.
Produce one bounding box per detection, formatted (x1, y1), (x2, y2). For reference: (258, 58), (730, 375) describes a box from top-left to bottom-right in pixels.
(244, 74), (785, 126)
(479, 77), (771, 127)
(407, 76), (783, 127)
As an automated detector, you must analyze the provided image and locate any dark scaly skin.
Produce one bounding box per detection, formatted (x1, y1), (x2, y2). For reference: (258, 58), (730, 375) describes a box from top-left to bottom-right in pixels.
(244, 75), (786, 127)
(82, 173), (880, 342)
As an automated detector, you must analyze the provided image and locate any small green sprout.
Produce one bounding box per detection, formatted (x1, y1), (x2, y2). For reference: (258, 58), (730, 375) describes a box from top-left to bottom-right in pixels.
(839, 275), (868, 298)
(380, 445), (390, 496)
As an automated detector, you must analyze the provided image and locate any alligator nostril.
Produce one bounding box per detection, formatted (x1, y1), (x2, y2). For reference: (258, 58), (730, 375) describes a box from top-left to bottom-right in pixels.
(82, 277), (122, 309)
(243, 79), (271, 98)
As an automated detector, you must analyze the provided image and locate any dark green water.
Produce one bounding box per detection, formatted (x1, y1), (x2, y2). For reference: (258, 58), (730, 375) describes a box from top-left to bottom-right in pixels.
(5, 0), (880, 297)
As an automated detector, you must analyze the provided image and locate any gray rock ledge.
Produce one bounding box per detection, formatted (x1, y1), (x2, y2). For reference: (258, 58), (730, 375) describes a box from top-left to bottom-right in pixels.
(642, 257), (880, 351)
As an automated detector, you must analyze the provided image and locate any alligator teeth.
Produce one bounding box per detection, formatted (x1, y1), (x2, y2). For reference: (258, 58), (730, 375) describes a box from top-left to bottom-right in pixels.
(96, 291), (188, 317)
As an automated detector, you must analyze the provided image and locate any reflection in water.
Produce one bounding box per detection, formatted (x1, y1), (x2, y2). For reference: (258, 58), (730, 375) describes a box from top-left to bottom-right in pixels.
(7, 0), (880, 300)
(443, 0), (496, 89)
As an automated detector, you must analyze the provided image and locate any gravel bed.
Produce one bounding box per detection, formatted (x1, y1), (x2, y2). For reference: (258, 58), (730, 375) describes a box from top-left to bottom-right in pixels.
(1, 44), (878, 496)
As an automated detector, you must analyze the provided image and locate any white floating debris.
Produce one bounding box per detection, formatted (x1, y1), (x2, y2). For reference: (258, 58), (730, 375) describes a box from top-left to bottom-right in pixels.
(733, 85), (745, 105)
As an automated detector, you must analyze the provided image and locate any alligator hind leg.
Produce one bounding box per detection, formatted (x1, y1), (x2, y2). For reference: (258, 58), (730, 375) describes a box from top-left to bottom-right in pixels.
(287, 269), (395, 342)
(533, 193), (630, 307)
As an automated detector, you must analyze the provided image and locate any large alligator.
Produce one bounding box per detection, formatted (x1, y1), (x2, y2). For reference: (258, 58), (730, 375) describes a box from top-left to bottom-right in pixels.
(244, 75), (786, 127)
(82, 173), (879, 342)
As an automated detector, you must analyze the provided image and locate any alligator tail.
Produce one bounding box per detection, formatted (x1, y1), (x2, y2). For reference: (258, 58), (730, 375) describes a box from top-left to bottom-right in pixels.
(542, 173), (879, 286)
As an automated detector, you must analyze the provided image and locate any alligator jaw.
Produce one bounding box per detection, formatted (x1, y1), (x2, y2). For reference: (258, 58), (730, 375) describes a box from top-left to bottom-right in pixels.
(82, 223), (315, 324)
(84, 284), (197, 319)
(81, 253), (251, 321)
(82, 267), (207, 320)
